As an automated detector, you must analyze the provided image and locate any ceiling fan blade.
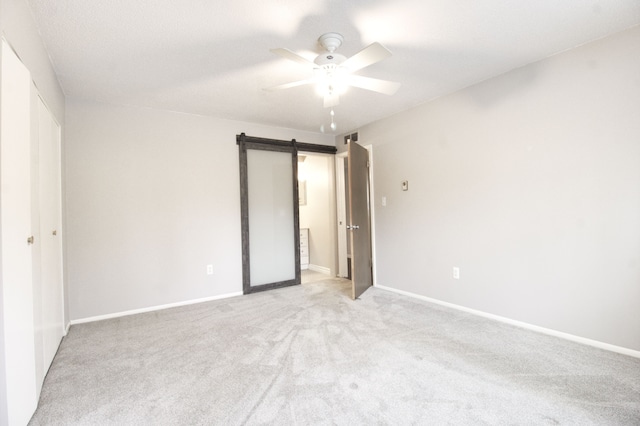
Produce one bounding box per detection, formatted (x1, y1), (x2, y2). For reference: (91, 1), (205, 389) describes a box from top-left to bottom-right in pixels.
(263, 78), (315, 91)
(270, 48), (316, 68)
(341, 42), (392, 72)
(347, 75), (400, 95)
(324, 93), (340, 108)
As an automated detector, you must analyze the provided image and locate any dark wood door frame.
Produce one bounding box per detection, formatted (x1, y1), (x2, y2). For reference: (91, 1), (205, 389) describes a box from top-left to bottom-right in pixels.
(237, 133), (336, 294)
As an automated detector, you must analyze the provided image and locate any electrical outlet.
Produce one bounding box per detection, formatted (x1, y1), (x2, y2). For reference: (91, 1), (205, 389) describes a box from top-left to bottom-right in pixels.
(453, 267), (460, 280)
(207, 264), (213, 275)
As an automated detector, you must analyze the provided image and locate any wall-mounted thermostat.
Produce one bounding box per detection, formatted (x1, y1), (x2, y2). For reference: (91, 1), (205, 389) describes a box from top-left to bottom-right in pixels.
(402, 180), (409, 191)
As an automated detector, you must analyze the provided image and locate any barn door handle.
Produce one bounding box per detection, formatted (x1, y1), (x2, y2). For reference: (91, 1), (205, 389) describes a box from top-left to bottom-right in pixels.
(347, 225), (360, 230)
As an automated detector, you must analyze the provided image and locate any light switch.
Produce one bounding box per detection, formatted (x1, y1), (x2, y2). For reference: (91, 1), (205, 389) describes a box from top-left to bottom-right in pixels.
(402, 181), (409, 191)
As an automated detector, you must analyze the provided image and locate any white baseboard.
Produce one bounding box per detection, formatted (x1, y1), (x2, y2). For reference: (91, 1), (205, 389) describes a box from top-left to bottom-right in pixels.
(70, 291), (243, 326)
(308, 264), (331, 275)
(375, 284), (640, 359)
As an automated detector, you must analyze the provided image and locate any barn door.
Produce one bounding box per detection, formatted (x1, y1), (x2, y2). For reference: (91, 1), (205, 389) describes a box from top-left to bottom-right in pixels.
(238, 135), (300, 293)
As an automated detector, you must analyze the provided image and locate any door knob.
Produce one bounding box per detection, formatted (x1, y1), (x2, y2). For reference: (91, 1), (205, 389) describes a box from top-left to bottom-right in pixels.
(27, 236), (34, 245)
(52, 230), (57, 236)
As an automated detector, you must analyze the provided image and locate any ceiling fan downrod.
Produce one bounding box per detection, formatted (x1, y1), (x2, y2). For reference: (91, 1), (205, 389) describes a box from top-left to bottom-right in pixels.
(318, 32), (344, 53)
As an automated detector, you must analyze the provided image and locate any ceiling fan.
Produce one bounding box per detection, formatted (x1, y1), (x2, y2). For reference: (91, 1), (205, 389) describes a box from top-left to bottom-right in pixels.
(265, 32), (400, 108)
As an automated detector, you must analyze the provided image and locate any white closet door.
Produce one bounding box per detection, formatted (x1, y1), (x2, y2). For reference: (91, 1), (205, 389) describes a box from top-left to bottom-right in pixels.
(1, 39), (38, 426)
(37, 97), (64, 375)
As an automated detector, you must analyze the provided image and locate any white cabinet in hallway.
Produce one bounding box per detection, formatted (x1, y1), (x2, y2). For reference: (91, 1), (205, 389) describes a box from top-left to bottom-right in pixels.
(300, 228), (309, 270)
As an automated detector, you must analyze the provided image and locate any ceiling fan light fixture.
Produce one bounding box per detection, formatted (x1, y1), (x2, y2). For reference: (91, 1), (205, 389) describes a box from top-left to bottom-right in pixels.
(268, 32), (399, 109)
(315, 79), (348, 97)
(314, 66), (349, 97)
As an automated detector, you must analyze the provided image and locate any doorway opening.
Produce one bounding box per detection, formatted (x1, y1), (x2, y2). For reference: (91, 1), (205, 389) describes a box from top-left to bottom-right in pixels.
(298, 142), (375, 300)
(237, 133), (373, 299)
(297, 152), (338, 285)
(336, 143), (375, 299)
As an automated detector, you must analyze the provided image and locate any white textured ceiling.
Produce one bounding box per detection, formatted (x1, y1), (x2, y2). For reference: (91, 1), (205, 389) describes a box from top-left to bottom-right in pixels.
(27, 0), (640, 134)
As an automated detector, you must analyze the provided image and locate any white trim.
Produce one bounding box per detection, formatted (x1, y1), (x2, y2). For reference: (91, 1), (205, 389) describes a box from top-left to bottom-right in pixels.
(335, 154), (348, 278)
(308, 264), (331, 275)
(364, 144), (376, 287)
(64, 322), (70, 335)
(375, 284), (640, 359)
(70, 292), (243, 326)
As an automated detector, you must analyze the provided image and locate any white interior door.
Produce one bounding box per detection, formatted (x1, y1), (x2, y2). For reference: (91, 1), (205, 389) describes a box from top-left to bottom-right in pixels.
(347, 141), (373, 299)
(1, 39), (38, 426)
(37, 97), (64, 375)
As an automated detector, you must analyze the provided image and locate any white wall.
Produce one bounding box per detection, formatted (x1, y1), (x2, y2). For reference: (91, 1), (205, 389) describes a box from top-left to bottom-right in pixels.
(298, 154), (335, 274)
(339, 26), (640, 351)
(65, 99), (334, 320)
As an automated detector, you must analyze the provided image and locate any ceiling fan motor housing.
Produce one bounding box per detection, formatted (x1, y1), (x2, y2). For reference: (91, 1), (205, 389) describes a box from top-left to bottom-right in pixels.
(314, 52), (347, 66)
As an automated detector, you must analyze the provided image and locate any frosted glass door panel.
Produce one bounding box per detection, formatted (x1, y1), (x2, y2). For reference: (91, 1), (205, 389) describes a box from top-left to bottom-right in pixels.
(247, 149), (296, 286)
